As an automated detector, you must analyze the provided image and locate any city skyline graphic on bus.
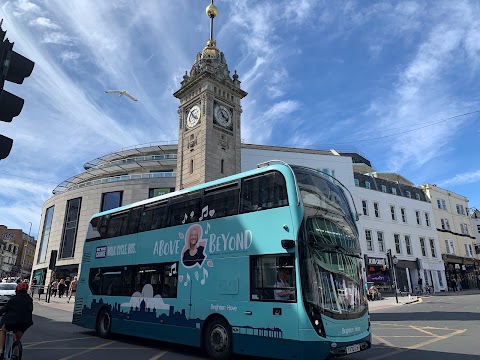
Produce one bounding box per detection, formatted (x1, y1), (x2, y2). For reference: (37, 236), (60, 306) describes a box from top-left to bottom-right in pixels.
(81, 297), (284, 339)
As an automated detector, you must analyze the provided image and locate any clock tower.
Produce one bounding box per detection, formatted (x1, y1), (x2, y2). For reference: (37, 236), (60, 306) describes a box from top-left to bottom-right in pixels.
(174, 1), (247, 190)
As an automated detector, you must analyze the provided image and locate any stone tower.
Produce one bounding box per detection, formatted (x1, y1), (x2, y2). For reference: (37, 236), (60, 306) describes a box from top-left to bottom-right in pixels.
(174, 1), (247, 190)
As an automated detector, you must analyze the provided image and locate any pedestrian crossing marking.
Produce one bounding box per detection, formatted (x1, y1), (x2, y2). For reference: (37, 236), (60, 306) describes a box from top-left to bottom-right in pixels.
(371, 322), (466, 352)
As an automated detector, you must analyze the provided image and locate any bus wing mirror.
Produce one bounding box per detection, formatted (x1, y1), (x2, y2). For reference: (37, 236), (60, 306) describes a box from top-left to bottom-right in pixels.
(281, 240), (295, 249)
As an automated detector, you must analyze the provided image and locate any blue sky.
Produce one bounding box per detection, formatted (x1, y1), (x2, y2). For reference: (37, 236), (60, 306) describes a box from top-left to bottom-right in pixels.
(1, 0), (479, 238)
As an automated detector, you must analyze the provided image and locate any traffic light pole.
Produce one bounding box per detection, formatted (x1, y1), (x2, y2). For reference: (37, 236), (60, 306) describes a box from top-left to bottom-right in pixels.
(387, 249), (399, 304)
(46, 250), (58, 303)
(392, 262), (399, 304)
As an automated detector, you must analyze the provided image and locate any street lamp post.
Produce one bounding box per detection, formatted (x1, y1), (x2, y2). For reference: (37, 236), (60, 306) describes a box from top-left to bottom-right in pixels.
(392, 255), (399, 304)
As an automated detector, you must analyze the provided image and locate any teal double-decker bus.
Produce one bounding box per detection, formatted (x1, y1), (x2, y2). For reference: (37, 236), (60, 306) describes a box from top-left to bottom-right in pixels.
(73, 161), (371, 359)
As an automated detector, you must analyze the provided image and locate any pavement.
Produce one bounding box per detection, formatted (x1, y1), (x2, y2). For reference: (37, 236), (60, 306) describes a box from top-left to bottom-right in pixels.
(33, 292), (75, 312)
(367, 288), (480, 311)
(367, 294), (421, 311)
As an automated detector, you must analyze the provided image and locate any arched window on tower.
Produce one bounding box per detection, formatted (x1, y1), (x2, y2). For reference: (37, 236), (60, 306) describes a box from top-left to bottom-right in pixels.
(221, 159), (224, 174)
(190, 159), (194, 174)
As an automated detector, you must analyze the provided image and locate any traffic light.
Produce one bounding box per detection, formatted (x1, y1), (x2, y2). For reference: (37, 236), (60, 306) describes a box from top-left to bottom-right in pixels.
(0, 19), (35, 160)
(386, 249), (392, 268)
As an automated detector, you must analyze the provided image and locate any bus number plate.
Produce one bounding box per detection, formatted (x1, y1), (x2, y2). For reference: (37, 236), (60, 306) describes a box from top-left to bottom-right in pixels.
(346, 344), (361, 354)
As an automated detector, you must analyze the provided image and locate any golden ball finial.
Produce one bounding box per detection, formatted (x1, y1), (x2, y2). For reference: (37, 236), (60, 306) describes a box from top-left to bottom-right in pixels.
(206, 3), (218, 18)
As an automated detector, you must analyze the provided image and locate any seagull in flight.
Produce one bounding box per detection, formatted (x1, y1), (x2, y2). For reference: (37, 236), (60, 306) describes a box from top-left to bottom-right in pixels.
(104, 89), (138, 102)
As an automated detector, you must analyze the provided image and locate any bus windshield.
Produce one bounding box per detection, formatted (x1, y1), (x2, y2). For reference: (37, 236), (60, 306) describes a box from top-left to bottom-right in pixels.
(293, 167), (367, 319)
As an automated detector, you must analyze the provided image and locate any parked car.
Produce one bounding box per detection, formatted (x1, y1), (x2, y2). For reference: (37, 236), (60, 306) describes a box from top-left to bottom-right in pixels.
(0, 283), (17, 306)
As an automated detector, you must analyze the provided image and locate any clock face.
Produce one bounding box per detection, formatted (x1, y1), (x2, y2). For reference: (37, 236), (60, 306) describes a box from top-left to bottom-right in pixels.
(186, 105), (201, 129)
(214, 104), (232, 129)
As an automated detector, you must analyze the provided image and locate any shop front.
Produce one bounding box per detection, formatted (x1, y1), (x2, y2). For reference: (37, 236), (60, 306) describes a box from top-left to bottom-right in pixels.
(443, 254), (479, 290)
(421, 259), (447, 292)
(394, 259), (419, 294)
(32, 268), (47, 285)
(364, 256), (391, 293)
(53, 264), (79, 282)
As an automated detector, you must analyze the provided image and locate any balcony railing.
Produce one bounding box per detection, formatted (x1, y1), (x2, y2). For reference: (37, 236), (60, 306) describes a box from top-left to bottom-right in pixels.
(90, 154), (177, 170)
(66, 171), (176, 192)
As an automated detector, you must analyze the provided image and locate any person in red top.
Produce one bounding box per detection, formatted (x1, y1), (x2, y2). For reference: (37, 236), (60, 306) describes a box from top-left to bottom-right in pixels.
(0, 283), (33, 358)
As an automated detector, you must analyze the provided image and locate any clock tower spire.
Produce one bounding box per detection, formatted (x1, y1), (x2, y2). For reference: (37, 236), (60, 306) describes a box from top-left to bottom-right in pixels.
(174, 0), (247, 190)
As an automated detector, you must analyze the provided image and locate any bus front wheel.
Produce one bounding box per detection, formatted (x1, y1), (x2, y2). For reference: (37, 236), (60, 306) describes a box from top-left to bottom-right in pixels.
(96, 309), (112, 338)
(204, 317), (233, 360)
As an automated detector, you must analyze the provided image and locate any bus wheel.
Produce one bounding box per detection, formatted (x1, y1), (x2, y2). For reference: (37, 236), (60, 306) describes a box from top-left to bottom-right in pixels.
(204, 317), (233, 360)
(96, 309), (112, 338)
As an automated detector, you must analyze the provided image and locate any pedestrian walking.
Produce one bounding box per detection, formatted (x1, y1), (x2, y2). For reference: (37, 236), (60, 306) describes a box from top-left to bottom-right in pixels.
(67, 276), (78, 303)
(31, 277), (37, 296)
(418, 277), (423, 293)
(450, 277), (457, 292)
(51, 280), (58, 297)
(58, 278), (66, 298)
(65, 277), (71, 289)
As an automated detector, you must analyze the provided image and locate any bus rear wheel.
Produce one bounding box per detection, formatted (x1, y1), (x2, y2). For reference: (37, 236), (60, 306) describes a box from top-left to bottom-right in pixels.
(96, 309), (112, 338)
(204, 317), (233, 360)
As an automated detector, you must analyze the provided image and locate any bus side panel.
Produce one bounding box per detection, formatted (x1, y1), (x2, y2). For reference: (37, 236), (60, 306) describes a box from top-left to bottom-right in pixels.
(193, 255), (299, 360)
(112, 319), (201, 347)
(190, 199), (303, 359)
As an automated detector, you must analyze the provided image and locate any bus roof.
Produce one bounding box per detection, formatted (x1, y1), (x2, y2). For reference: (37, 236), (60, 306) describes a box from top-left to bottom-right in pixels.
(89, 160), (296, 220)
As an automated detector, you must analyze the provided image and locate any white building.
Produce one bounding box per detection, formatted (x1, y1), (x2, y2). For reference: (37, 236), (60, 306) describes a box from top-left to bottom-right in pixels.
(421, 185), (479, 290)
(471, 209), (480, 250)
(351, 162), (446, 293)
(241, 145), (355, 187)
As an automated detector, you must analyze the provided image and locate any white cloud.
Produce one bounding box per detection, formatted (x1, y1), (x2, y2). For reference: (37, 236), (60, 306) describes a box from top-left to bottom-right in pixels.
(266, 67), (288, 99)
(29, 17), (59, 29)
(12, 0), (40, 15)
(60, 51), (80, 62)
(438, 170), (480, 187)
(243, 100), (301, 143)
(42, 32), (74, 45)
(0, 177), (53, 235)
(285, 0), (316, 24)
(267, 100), (301, 118)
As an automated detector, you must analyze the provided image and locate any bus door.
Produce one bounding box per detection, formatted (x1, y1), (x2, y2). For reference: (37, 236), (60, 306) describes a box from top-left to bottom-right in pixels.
(238, 254), (299, 359)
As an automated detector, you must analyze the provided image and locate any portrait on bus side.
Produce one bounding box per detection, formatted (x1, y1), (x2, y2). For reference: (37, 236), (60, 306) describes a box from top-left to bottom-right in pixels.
(182, 224), (206, 268)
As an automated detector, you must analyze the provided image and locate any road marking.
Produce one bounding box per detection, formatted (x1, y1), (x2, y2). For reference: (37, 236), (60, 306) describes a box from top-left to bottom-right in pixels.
(372, 334), (397, 348)
(147, 350), (167, 360)
(371, 323), (467, 359)
(409, 325), (439, 337)
(57, 340), (115, 360)
(379, 335), (433, 338)
(23, 337), (94, 348)
(406, 329), (466, 350)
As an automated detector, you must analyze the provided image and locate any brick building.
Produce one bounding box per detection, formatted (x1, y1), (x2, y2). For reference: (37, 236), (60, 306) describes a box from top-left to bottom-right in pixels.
(0, 225), (36, 279)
